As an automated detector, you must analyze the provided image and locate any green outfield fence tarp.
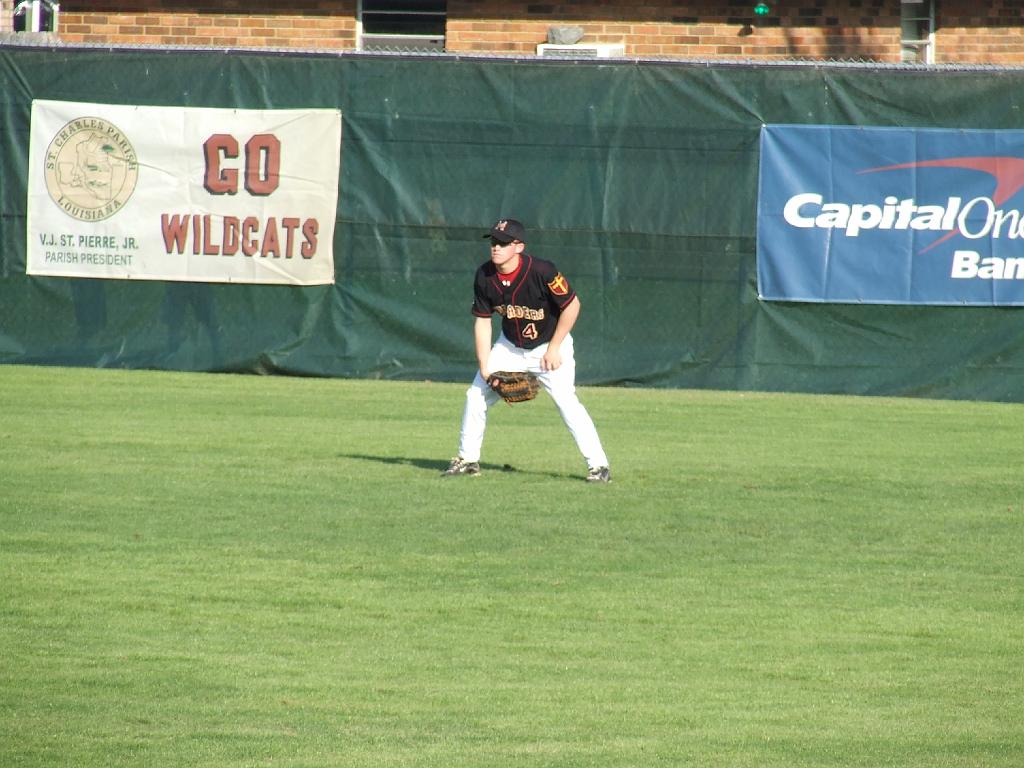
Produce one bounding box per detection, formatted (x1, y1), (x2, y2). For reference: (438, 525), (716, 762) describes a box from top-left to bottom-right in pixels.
(3, 44), (1024, 402)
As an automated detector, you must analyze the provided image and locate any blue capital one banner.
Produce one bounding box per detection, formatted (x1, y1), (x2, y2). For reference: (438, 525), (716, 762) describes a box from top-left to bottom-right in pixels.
(757, 124), (1024, 305)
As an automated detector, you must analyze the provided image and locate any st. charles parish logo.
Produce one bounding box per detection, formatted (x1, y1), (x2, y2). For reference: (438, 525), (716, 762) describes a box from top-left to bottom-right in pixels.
(43, 116), (139, 222)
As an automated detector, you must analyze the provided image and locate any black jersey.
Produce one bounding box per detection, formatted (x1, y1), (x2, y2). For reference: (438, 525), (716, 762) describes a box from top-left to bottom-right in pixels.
(471, 254), (577, 350)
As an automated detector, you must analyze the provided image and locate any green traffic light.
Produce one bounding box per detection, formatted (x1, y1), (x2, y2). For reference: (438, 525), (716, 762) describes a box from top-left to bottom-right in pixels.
(754, 2), (771, 15)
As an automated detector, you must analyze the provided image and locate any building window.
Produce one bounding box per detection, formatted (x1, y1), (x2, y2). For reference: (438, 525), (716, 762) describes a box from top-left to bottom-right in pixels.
(900, 0), (934, 64)
(13, 0), (59, 33)
(358, 0), (446, 51)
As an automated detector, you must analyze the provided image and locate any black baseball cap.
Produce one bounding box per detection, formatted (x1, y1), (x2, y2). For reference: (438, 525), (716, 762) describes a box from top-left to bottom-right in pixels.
(484, 218), (526, 244)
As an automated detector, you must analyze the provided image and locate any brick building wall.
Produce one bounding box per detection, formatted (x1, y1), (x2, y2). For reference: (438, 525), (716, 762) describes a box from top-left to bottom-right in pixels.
(445, 0), (902, 60)
(3, 0), (1024, 65)
(938, 2), (1024, 65)
(56, 0), (358, 50)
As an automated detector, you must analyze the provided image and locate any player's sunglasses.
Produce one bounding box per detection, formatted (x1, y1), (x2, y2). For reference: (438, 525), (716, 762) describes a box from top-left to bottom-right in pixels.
(490, 237), (517, 247)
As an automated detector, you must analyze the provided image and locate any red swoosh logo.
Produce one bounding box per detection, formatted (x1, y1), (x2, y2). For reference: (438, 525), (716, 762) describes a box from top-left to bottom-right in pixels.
(859, 156), (1024, 253)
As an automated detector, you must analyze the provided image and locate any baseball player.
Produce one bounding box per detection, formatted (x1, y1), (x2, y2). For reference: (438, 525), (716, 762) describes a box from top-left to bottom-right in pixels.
(443, 218), (611, 482)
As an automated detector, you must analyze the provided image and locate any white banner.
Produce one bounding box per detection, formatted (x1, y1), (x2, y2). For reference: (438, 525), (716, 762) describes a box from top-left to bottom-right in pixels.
(27, 100), (341, 285)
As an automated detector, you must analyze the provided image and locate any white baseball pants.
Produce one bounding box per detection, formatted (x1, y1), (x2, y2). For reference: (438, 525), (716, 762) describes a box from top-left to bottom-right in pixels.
(457, 334), (609, 470)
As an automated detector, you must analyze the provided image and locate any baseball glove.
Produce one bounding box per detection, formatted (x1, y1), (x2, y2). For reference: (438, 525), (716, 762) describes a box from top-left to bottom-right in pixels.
(488, 371), (540, 404)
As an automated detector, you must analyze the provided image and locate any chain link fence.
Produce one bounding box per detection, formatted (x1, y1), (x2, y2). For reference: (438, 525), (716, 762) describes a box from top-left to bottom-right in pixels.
(1, 34), (1021, 72)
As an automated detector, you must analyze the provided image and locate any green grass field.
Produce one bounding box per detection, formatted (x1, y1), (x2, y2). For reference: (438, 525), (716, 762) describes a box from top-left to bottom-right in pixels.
(1, 364), (1021, 767)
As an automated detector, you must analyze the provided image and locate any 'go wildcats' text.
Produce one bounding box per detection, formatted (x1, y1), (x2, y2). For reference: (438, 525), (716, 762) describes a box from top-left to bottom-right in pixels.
(160, 132), (320, 259)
